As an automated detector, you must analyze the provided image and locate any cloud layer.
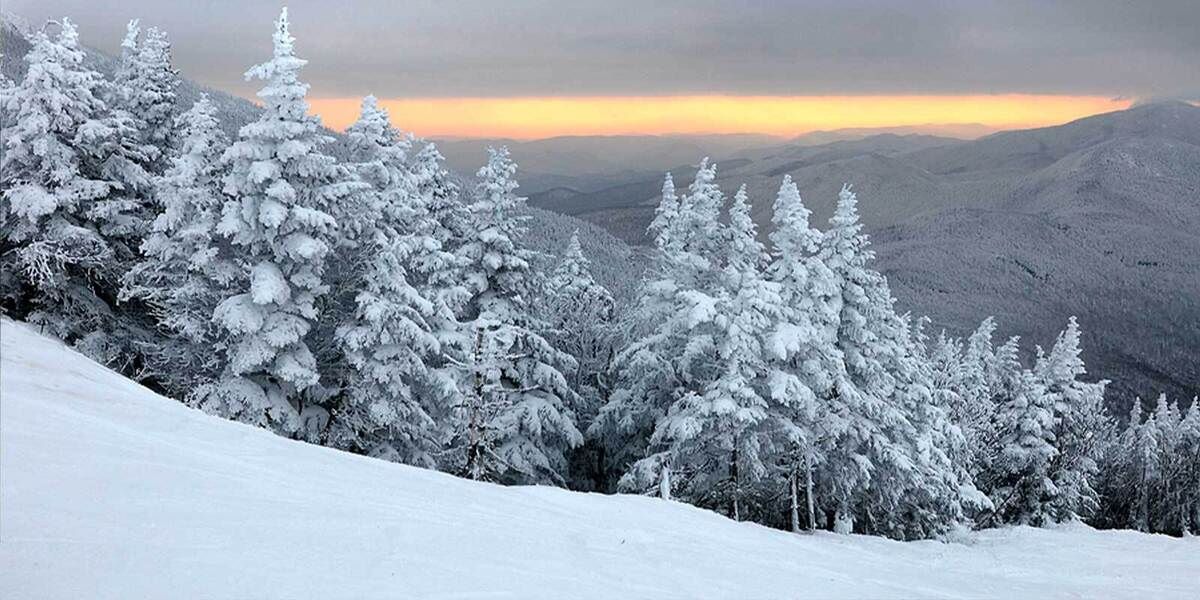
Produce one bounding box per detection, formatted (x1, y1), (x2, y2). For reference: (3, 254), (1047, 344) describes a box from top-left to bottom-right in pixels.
(9, 0), (1199, 102)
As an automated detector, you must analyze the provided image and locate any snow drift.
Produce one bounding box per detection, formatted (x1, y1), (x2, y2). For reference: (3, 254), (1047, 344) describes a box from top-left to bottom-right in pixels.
(0, 318), (1195, 599)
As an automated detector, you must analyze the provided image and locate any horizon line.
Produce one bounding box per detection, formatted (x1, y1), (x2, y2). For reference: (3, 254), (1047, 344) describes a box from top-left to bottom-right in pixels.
(302, 94), (1132, 140)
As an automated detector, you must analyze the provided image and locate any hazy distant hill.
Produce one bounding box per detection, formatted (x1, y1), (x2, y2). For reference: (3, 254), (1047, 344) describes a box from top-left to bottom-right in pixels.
(524, 104), (1200, 409)
(434, 134), (782, 196)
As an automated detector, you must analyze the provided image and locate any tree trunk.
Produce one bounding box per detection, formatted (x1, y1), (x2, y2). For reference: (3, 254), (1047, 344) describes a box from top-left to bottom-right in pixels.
(595, 444), (607, 492)
(790, 469), (800, 533)
(660, 465), (671, 500)
(805, 455), (817, 531)
(731, 446), (740, 521)
(465, 328), (485, 480)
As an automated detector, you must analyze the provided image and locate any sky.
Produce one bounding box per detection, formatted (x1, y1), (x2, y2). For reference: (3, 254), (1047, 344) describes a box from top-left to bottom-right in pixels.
(8, 0), (1200, 138)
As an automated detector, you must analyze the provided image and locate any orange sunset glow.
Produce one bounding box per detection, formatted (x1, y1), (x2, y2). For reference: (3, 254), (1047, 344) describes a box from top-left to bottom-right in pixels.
(308, 94), (1132, 138)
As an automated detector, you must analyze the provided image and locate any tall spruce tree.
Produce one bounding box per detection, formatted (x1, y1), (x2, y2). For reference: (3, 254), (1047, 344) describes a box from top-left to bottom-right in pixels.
(441, 147), (582, 484)
(543, 230), (617, 490)
(989, 361), (1059, 525)
(120, 94), (235, 390)
(328, 95), (449, 466)
(763, 174), (841, 530)
(1, 19), (120, 339)
(1035, 316), (1111, 523)
(647, 173), (677, 249)
(111, 22), (179, 174)
(816, 184), (915, 532)
(596, 159), (727, 500)
(199, 8), (358, 437)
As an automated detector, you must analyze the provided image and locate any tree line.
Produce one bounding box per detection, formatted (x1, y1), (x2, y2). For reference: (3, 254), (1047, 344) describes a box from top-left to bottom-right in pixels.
(1, 10), (1196, 539)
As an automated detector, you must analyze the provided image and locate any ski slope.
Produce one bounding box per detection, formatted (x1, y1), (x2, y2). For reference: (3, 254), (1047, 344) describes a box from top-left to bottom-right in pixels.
(1, 318), (1196, 600)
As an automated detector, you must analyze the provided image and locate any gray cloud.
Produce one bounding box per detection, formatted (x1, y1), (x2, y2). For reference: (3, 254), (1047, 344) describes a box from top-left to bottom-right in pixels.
(7, 0), (1199, 101)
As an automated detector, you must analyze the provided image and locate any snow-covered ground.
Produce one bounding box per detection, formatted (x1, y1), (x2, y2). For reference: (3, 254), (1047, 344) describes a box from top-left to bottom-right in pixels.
(1, 318), (1196, 600)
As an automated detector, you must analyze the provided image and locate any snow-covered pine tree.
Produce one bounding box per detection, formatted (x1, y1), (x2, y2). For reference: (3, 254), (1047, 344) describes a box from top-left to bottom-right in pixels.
(950, 318), (1001, 474)
(199, 8), (359, 437)
(1034, 316), (1111, 523)
(112, 19), (141, 95)
(988, 357), (1060, 526)
(1175, 400), (1200, 533)
(87, 20), (163, 246)
(326, 95), (449, 466)
(408, 140), (471, 316)
(543, 229), (616, 423)
(1, 18), (120, 339)
(647, 173), (677, 249)
(111, 22), (179, 173)
(637, 185), (780, 519)
(1126, 400), (1159, 531)
(1150, 396), (1185, 533)
(542, 230), (618, 490)
(901, 313), (992, 534)
(134, 27), (180, 167)
(440, 146), (582, 484)
(667, 158), (725, 270)
(815, 184), (921, 533)
(763, 174), (841, 530)
(594, 159), (726, 499)
(120, 94), (236, 389)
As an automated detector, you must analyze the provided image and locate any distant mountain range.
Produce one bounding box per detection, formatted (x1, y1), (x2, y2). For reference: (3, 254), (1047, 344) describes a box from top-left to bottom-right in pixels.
(513, 103), (1200, 410)
(433, 124), (1001, 197)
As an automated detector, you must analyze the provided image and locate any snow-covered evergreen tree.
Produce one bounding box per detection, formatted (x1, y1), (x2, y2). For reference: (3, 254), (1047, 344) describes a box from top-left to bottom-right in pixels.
(989, 359), (1059, 525)
(542, 230), (618, 490)
(120, 94), (235, 390)
(1034, 316), (1111, 523)
(327, 95), (449, 466)
(1175, 400), (1200, 533)
(635, 186), (781, 519)
(199, 8), (358, 437)
(815, 184), (914, 532)
(0, 19), (120, 338)
(594, 159), (727, 500)
(543, 230), (616, 419)
(647, 173), (677, 248)
(90, 20), (162, 243)
(949, 318), (1001, 474)
(440, 147), (582, 484)
(762, 174), (841, 530)
(408, 140), (471, 316)
(122, 94), (233, 342)
(111, 22), (178, 173)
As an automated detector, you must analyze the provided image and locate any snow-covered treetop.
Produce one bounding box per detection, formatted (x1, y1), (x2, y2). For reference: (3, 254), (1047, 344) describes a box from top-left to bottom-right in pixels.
(649, 172), (678, 249)
(726, 184), (763, 276)
(347, 95), (394, 149)
(561, 230), (589, 275)
(769, 174), (820, 258)
(174, 94), (224, 161)
(245, 8), (310, 121)
(1, 16), (110, 224)
(821, 183), (874, 270)
(1038, 316), (1087, 383)
(666, 158), (722, 264)
(120, 19), (140, 55)
(474, 146), (523, 216)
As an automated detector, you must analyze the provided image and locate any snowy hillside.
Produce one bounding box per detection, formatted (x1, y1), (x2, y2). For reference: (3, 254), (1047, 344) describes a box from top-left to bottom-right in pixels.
(1, 318), (1196, 600)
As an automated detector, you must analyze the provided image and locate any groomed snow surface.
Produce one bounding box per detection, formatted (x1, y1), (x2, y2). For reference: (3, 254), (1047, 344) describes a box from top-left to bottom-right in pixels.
(1, 319), (1196, 600)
